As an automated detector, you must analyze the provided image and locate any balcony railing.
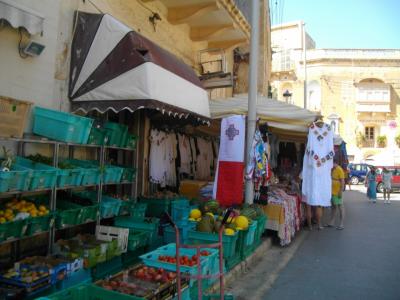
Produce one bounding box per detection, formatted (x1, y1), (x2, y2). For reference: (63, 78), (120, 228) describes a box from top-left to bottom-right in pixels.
(362, 140), (375, 148)
(306, 49), (400, 61)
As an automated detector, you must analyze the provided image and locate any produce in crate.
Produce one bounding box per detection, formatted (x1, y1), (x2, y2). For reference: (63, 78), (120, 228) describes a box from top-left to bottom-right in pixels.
(158, 251), (210, 267)
(189, 208), (202, 221)
(0, 199), (49, 223)
(97, 265), (187, 298)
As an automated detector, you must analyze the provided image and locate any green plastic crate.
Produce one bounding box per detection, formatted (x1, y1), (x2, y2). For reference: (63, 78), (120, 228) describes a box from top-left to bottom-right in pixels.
(114, 216), (159, 246)
(139, 197), (171, 218)
(0, 219), (28, 241)
(120, 167), (136, 183)
(33, 106), (94, 144)
(78, 204), (99, 224)
(118, 200), (133, 216)
(15, 156), (58, 190)
(57, 168), (84, 188)
(103, 165), (124, 184)
(91, 256), (122, 281)
(0, 164), (31, 192)
(129, 203), (147, 219)
(55, 200), (83, 229)
(254, 214), (267, 247)
(104, 122), (128, 147)
(87, 126), (108, 145)
(224, 252), (242, 271)
(187, 230), (239, 259)
(64, 159), (101, 186)
(126, 135), (137, 150)
(236, 221), (257, 260)
(26, 213), (54, 236)
(127, 230), (148, 251)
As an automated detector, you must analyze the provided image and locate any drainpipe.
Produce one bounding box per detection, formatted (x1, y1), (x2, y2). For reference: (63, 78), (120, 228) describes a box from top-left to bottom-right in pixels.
(245, 0), (260, 204)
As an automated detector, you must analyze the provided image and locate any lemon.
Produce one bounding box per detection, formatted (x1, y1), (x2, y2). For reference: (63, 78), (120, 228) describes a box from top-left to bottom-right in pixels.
(224, 228), (235, 236)
(236, 226), (244, 230)
(196, 218), (202, 221)
(5, 209), (12, 215)
(30, 212), (37, 217)
(188, 217), (196, 221)
(39, 205), (47, 212)
(234, 216), (249, 230)
(6, 215), (14, 222)
(0, 217), (6, 224)
(190, 209), (202, 219)
(0, 210), (4, 216)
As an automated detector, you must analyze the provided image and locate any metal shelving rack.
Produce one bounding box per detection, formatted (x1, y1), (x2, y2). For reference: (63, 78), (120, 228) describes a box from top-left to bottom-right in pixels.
(0, 134), (137, 257)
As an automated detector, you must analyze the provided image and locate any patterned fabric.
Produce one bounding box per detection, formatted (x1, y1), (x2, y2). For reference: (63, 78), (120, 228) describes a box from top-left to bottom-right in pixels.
(264, 187), (300, 246)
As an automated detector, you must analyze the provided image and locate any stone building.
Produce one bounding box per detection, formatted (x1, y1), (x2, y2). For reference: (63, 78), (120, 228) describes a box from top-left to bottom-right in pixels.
(271, 21), (400, 163)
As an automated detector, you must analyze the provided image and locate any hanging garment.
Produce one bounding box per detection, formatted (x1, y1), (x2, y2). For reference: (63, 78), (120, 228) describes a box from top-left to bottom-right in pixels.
(302, 122), (334, 207)
(269, 134), (279, 169)
(213, 115), (246, 206)
(165, 133), (177, 187)
(178, 134), (191, 174)
(246, 130), (268, 180)
(149, 129), (167, 186)
(195, 138), (210, 180)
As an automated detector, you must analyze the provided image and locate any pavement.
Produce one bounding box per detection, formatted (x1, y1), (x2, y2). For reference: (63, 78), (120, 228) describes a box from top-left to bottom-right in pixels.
(225, 186), (400, 300)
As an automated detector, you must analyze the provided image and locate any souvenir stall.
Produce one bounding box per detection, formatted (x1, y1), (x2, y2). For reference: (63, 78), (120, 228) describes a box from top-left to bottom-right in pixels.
(209, 95), (320, 246)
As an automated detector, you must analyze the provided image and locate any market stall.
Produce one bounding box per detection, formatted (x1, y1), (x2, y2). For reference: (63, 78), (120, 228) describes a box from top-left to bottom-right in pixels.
(209, 94), (320, 246)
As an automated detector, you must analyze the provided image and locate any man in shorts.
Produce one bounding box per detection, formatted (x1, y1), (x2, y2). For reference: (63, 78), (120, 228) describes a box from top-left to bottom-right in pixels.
(326, 159), (346, 230)
(382, 167), (393, 204)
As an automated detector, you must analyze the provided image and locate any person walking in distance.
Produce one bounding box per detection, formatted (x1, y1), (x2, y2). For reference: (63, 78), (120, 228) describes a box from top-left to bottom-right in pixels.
(365, 166), (377, 203)
(326, 159), (345, 230)
(382, 167), (392, 204)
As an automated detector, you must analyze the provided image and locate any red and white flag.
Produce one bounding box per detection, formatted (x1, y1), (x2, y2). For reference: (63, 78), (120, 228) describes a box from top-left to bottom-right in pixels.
(213, 115), (246, 206)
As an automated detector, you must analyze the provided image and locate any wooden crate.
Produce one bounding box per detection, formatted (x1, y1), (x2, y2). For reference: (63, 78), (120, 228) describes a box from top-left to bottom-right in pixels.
(0, 96), (32, 138)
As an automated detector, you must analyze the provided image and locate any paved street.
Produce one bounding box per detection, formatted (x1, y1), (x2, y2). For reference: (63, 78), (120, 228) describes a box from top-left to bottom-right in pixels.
(228, 187), (400, 300)
(262, 187), (400, 300)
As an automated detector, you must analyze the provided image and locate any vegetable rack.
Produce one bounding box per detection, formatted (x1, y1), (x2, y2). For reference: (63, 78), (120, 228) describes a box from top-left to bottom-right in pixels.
(164, 209), (233, 300)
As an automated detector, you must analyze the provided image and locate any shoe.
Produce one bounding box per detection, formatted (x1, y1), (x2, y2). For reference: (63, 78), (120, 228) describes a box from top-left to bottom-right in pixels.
(324, 224), (334, 228)
(317, 226), (324, 231)
(336, 226), (344, 230)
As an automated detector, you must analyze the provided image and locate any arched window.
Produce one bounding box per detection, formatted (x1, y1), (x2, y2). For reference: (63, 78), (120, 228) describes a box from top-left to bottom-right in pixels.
(307, 80), (321, 111)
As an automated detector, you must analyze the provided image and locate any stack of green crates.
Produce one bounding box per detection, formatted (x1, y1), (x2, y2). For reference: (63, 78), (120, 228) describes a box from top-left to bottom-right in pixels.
(114, 216), (160, 250)
(104, 122), (128, 147)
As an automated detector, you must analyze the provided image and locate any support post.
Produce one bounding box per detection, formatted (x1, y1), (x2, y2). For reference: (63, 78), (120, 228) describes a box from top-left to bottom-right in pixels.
(245, 0), (260, 204)
(303, 21), (307, 109)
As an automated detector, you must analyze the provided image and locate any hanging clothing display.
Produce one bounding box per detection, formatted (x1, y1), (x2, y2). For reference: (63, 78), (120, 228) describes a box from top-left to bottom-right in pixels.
(149, 129), (167, 186)
(195, 137), (214, 180)
(269, 134), (279, 169)
(178, 134), (191, 175)
(246, 130), (268, 180)
(213, 115), (246, 206)
(149, 128), (217, 188)
(302, 122), (334, 207)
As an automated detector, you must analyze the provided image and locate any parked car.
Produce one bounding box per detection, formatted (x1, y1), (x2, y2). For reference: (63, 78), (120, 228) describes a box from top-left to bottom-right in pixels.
(375, 166), (400, 193)
(348, 163), (372, 185)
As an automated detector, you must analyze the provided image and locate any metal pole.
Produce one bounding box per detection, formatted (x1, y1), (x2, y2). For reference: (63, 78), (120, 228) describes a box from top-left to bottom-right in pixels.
(245, 0), (260, 204)
(302, 21), (307, 109)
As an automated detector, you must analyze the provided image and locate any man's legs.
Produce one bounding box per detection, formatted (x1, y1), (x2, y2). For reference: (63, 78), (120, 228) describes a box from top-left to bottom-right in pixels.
(338, 204), (344, 229)
(388, 189), (391, 204)
(328, 204), (337, 226)
(383, 188), (387, 203)
(306, 204), (312, 230)
(315, 206), (323, 229)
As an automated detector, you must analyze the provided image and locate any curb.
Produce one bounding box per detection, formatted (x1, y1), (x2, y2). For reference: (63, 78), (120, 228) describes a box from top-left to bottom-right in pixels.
(210, 236), (273, 291)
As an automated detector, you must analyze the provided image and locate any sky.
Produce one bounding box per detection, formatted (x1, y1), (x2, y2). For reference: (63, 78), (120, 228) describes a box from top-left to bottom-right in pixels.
(270, 0), (400, 49)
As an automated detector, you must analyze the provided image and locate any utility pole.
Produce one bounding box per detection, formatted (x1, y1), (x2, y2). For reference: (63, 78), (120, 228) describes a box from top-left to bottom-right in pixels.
(245, 0), (260, 204)
(302, 21), (307, 109)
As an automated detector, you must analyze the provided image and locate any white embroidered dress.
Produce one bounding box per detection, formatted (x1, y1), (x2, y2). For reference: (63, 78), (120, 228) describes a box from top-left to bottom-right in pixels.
(302, 122), (334, 207)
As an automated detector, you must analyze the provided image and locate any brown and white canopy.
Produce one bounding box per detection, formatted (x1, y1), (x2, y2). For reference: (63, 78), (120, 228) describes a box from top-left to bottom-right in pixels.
(69, 12), (210, 123)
